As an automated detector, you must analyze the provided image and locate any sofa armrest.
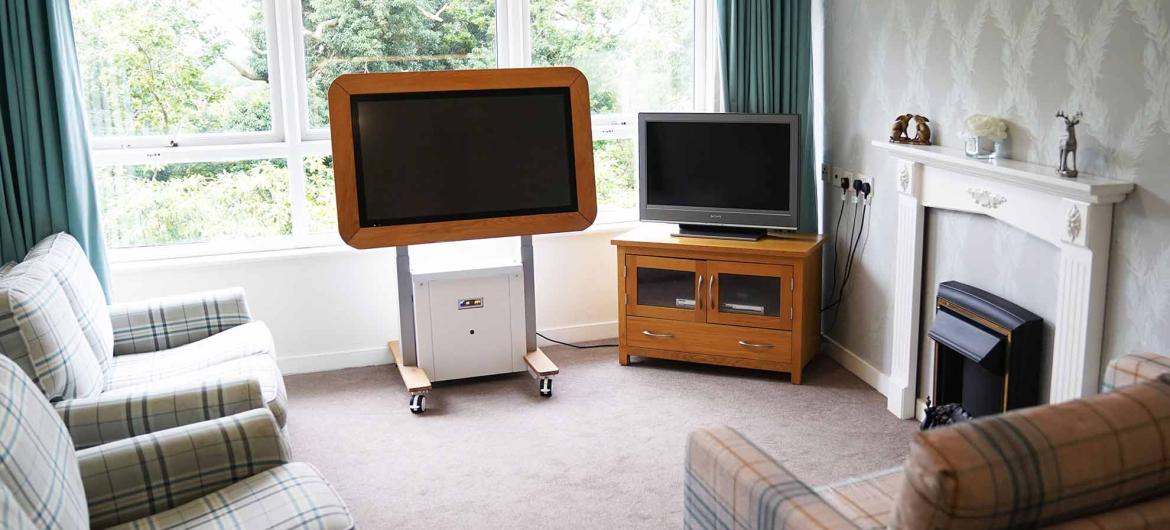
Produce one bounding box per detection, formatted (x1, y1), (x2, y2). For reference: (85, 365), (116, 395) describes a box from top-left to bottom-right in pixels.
(77, 408), (290, 529)
(109, 287), (252, 355)
(56, 377), (266, 450)
(685, 428), (859, 530)
(1102, 353), (1170, 392)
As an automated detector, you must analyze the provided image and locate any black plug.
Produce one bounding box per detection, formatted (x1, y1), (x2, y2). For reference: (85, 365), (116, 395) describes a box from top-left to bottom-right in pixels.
(839, 176), (850, 198)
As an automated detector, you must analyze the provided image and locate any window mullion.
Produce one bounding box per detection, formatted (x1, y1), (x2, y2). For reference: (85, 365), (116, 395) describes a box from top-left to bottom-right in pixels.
(497, 0), (531, 68)
(272, 0), (310, 238)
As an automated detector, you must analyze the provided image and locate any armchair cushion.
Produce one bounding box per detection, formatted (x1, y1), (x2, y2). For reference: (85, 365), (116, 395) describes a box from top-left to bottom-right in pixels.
(1043, 494), (1170, 530)
(78, 408), (290, 528)
(816, 467), (903, 529)
(25, 232), (115, 374)
(0, 354), (89, 529)
(109, 287), (252, 355)
(104, 321), (275, 388)
(1102, 352), (1170, 392)
(56, 377), (267, 450)
(685, 427), (859, 530)
(0, 260), (104, 400)
(894, 377), (1170, 530)
(105, 462), (354, 530)
(107, 345), (287, 426)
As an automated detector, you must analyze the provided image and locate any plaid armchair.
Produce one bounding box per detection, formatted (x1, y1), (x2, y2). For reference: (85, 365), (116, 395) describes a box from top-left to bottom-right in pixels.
(0, 352), (352, 529)
(0, 233), (286, 449)
(685, 353), (1170, 530)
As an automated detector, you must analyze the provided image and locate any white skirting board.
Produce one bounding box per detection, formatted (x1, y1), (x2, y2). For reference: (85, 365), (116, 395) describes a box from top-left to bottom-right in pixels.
(821, 335), (897, 405)
(277, 320), (619, 375)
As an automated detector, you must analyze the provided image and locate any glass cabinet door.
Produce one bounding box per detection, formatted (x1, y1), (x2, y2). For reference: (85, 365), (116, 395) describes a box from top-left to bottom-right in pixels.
(706, 261), (794, 330)
(625, 255), (706, 322)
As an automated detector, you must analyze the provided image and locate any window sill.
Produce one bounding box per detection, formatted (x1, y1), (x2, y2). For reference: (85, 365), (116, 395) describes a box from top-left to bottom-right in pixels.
(110, 218), (645, 273)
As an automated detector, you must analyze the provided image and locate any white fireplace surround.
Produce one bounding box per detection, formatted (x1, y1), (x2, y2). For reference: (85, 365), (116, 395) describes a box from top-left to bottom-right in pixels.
(873, 142), (1135, 419)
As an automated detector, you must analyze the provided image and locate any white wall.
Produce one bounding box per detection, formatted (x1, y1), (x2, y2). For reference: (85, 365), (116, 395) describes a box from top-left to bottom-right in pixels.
(110, 226), (624, 374)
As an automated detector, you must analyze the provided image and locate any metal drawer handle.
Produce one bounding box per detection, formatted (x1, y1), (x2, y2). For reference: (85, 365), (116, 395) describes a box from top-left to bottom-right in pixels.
(697, 274), (703, 309)
(642, 330), (674, 338)
(738, 340), (773, 349)
(708, 274), (715, 310)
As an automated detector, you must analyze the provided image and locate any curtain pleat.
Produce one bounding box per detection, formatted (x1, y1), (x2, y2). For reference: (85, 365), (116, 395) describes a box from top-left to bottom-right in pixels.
(717, 0), (816, 233)
(0, 0), (109, 297)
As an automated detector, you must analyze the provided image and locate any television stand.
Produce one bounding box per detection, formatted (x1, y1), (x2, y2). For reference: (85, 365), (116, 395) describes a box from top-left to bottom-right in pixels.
(673, 224), (767, 241)
(613, 227), (824, 384)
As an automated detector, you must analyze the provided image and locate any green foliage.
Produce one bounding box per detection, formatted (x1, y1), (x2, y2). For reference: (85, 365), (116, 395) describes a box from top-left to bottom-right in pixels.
(72, 0), (259, 136)
(98, 161), (291, 247)
(301, 0), (497, 127)
(304, 156), (338, 234)
(593, 140), (636, 209)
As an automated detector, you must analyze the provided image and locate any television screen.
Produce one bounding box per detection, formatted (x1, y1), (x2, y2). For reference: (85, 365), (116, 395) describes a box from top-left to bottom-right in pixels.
(643, 120), (792, 212)
(638, 113), (800, 233)
(352, 87), (578, 227)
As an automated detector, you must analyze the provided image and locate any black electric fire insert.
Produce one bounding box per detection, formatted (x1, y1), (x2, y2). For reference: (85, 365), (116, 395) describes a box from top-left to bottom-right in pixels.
(927, 281), (1043, 419)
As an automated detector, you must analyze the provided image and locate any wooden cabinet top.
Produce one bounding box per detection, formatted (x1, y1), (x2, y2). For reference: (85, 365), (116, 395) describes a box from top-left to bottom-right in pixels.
(611, 225), (825, 259)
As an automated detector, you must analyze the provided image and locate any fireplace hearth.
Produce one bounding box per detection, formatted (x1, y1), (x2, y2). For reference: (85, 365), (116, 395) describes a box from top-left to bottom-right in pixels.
(927, 281), (1043, 418)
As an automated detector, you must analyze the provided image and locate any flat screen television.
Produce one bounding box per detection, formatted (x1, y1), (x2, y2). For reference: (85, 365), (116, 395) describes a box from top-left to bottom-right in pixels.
(327, 68), (596, 248)
(638, 112), (800, 240)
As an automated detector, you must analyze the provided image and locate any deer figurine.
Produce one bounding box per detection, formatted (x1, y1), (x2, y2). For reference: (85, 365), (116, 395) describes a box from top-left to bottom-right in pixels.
(1056, 111), (1082, 178)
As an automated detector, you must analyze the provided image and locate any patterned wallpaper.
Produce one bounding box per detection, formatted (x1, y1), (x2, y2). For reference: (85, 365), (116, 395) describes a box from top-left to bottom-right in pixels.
(823, 0), (1170, 389)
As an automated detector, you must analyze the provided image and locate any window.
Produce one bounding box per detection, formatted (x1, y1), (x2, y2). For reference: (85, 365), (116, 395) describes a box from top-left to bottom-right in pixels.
(72, 0), (715, 258)
(300, 0), (498, 129)
(73, 0), (274, 141)
(531, 0), (694, 114)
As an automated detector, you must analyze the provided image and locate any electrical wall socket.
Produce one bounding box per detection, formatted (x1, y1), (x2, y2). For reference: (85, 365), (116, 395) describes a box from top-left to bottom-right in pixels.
(831, 166), (845, 184)
(821, 163), (832, 183)
(855, 173), (874, 199)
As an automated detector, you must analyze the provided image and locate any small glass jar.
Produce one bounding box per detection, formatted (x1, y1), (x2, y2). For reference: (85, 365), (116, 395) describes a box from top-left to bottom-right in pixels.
(964, 135), (1007, 159)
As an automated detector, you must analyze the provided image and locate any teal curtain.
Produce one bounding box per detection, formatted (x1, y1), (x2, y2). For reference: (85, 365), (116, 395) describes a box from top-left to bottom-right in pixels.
(717, 0), (816, 233)
(1, 0), (109, 295)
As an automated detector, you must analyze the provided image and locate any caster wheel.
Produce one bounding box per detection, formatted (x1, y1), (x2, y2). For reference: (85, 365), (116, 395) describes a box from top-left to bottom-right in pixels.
(539, 378), (553, 397)
(409, 394), (426, 414)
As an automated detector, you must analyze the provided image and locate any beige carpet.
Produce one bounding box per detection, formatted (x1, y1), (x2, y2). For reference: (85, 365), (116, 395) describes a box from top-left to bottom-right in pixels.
(284, 344), (917, 528)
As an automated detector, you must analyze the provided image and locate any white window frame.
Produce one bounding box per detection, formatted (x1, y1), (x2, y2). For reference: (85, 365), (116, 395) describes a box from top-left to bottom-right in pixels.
(88, 0), (718, 262)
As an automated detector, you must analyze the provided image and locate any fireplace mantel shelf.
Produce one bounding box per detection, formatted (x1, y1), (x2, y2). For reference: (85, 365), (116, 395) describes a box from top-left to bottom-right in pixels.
(872, 142), (1134, 204)
(873, 139), (1135, 420)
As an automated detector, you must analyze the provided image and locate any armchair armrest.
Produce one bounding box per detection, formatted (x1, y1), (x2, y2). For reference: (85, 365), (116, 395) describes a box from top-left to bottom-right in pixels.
(109, 287), (252, 355)
(686, 428), (859, 530)
(78, 408), (290, 529)
(1102, 353), (1170, 392)
(56, 377), (266, 450)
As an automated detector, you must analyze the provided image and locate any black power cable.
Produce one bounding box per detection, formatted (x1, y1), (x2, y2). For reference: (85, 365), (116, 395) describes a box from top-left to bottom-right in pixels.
(824, 192), (848, 309)
(823, 200), (860, 312)
(823, 184), (870, 332)
(536, 332), (617, 349)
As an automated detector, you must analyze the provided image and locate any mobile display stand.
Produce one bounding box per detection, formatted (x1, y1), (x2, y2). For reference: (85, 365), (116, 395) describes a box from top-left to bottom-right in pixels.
(389, 236), (559, 414)
(326, 67), (596, 415)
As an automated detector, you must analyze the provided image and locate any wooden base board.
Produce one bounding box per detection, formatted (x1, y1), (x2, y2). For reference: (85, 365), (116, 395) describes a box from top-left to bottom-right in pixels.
(388, 341), (432, 393)
(524, 348), (559, 376)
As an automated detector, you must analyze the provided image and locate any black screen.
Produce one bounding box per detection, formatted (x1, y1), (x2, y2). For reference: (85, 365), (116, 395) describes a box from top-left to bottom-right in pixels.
(644, 121), (791, 211)
(352, 88), (578, 227)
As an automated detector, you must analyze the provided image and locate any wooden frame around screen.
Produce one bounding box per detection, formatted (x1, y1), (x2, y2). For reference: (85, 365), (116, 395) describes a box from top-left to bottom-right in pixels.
(327, 67), (597, 249)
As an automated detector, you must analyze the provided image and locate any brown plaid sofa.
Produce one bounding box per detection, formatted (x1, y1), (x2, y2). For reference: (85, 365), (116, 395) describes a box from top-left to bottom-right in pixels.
(0, 233), (286, 449)
(0, 350), (352, 529)
(685, 353), (1170, 530)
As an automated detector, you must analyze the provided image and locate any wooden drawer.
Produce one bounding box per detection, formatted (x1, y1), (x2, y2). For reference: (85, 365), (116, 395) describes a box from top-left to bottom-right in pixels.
(626, 316), (792, 362)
